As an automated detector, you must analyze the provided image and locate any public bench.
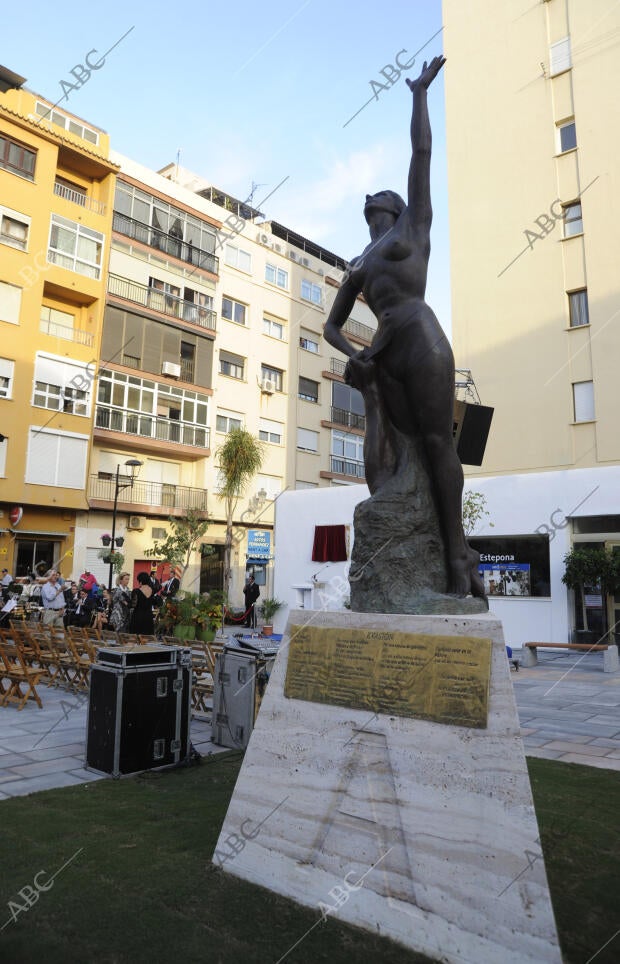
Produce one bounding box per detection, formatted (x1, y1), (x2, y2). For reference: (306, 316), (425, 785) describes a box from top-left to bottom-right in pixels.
(522, 642), (619, 673)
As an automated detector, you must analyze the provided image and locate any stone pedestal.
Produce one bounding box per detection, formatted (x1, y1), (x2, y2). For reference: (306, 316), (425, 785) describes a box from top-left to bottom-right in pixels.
(214, 610), (561, 964)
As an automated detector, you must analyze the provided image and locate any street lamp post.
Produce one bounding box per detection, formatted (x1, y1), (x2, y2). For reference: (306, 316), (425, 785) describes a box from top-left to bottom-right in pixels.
(109, 459), (142, 589)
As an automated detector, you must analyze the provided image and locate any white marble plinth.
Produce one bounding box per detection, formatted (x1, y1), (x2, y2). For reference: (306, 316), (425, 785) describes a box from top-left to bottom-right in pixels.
(214, 610), (561, 964)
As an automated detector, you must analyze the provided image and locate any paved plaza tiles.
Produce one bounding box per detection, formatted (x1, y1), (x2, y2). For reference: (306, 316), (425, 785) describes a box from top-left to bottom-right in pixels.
(0, 648), (619, 799)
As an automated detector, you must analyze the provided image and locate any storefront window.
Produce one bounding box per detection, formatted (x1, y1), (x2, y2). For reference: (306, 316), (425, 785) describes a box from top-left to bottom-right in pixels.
(468, 535), (551, 597)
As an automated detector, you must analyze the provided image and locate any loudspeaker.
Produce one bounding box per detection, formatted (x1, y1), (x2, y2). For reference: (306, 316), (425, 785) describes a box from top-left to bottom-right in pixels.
(453, 400), (494, 466)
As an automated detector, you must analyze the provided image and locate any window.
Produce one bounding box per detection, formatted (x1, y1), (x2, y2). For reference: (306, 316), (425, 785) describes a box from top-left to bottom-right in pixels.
(469, 535), (551, 598)
(26, 427), (89, 488)
(265, 264), (288, 288)
(256, 474), (282, 500)
(219, 350), (245, 380)
(0, 280), (22, 325)
(216, 410), (243, 433)
(297, 428), (319, 452)
(332, 429), (364, 462)
(300, 330), (320, 353)
(549, 37), (571, 77)
(48, 215), (104, 279)
(148, 277), (181, 307)
(259, 418), (283, 445)
(261, 364), (283, 392)
(35, 102), (99, 145)
(299, 376), (319, 402)
(96, 370), (209, 445)
(222, 296), (246, 325)
(562, 201), (582, 238)
(296, 480), (318, 490)
(301, 279), (322, 305)
(573, 381), (595, 422)
(333, 381), (365, 415)
(557, 120), (577, 154)
(568, 289), (589, 328)
(0, 358), (14, 398)
(32, 354), (91, 416)
(0, 135), (36, 180)
(0, 207), (30, 251)
(225, 244), (252, 273)
(114, 181), (217, 264)
(263, 316), (285, 339)
(40, 305), (75, 338)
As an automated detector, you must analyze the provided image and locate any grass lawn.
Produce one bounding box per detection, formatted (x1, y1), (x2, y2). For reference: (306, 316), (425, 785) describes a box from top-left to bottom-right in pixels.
(0, 753), (618, 963)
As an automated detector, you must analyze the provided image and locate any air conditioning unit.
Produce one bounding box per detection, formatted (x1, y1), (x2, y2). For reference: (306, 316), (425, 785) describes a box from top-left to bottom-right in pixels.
(261, 378), (276, 395)
(274, 243), (282, 253)
(260, 233), (269, 244)
(289, 251), (298, 261)
(302, 257), (310, 267)
(162, 361), (181, 378)
(128, 515), (146, 531)
(318, 268), (324, 276)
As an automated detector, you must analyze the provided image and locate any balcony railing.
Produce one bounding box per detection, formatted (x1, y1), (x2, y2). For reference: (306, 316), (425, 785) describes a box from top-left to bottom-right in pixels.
(343, 318), (374, 343)
(330, 406), (366, 431)
(88, 474), (207, 511)
(39, 318), (94, 347)
(112, 212), (219, 275)
(330, 358), (347, 376)
(180, 358), (195, 382)
(54, 180), (107, 215)
(95, 405), (210, 449)
(330, 456), (365, 478)
(107, 274), (217, 331)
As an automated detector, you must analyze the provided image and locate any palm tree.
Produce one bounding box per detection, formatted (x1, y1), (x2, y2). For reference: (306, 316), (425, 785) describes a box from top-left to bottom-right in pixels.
(215, 428), (264, 601)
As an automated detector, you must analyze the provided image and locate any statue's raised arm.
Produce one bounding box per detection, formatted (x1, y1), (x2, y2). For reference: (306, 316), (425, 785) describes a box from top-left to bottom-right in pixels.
(405, 56), (445, 238)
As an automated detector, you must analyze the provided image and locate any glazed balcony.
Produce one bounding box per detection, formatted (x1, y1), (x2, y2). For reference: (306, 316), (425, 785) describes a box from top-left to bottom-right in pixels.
(94, 405), (210, 450)
(112, 212), (219, 275)
(107, 274), (217, 332)
(330, 407), (366, 431)
(329, 456), (365, 478)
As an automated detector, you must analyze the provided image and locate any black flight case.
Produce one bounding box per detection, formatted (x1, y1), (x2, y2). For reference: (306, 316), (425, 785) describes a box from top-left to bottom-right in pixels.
(85, 644), (192, 778)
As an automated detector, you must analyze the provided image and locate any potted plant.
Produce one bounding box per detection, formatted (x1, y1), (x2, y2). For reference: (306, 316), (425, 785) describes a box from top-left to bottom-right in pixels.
(101, 533), (112, 546)
(195, 592), (222, 642)
(562, 546), (620, 645)
(260, 597), (285, 636)
(97, 548), (125, 575)
(115, 536), (125, 548)
(172, 592), (199, 641)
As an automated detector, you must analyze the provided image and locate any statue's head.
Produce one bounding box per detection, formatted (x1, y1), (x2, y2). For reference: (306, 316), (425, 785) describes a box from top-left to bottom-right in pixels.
(363, 190), (406, 224)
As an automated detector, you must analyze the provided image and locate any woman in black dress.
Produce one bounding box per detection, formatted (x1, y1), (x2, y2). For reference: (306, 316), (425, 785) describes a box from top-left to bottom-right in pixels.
(130, 572), (155, 634)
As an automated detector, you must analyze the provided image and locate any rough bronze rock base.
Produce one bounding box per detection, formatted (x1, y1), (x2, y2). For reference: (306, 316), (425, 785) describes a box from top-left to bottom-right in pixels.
(350, 432), (488, 615)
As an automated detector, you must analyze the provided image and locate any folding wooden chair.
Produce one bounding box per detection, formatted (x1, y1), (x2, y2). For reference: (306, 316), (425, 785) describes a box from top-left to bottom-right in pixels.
(0, 640), (43, 710)
(65, 636), (91, 691)
(29, 631), (60, 685)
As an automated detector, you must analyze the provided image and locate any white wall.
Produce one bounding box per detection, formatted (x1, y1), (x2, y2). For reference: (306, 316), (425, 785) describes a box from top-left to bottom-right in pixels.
(273, 465), (620, 646)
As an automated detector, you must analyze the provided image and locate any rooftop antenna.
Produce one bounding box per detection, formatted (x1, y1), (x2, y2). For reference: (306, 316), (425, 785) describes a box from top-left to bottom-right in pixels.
(175, 148), (181, 182)
(247, 180), (267, 206)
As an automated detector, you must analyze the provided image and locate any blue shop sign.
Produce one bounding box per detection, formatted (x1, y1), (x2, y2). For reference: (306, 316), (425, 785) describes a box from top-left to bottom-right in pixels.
(247, 529), (271, 559)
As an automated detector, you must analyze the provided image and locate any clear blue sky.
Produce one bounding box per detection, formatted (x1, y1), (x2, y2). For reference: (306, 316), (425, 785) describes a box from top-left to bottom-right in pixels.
(4, 0), (451, 333)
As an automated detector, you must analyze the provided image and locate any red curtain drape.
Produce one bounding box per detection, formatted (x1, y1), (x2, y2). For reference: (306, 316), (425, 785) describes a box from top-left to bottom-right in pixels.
(312, 525), (347, 562)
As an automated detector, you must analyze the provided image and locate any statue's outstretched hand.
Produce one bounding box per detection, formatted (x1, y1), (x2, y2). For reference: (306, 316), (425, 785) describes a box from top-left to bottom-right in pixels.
(406, 55), (446, 92)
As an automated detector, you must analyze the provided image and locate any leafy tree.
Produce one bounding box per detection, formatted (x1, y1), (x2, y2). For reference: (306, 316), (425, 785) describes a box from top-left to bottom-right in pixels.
(562, 546), (620, 636)
(462, 490), (493, 536)
(144, 509), (211, 589)
(215, 428), (264, 599)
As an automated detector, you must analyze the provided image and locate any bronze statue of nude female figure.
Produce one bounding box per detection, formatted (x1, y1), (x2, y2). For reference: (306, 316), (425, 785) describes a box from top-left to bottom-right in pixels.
(324, 57), (485, 604)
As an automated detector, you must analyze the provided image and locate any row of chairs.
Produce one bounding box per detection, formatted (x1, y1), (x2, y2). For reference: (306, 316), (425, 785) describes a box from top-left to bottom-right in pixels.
(0, 622), (224, 716)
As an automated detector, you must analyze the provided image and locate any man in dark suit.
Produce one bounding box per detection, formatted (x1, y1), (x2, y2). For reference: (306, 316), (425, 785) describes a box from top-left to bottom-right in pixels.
(242, 574), (260, 629)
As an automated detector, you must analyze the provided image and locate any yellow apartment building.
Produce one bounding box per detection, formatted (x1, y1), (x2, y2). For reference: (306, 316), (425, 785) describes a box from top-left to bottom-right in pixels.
(0, 65), (116, 581)
(443, 0), (620, 645)
(79, 156), (376, 599)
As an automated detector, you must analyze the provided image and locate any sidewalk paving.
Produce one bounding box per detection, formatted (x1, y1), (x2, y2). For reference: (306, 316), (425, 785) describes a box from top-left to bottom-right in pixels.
(512, 647), (620, 771)
(1, 645), (619, 798)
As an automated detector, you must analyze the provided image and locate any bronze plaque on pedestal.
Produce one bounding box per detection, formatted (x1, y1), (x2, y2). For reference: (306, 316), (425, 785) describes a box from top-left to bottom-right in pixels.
(284, 625), (492, 728)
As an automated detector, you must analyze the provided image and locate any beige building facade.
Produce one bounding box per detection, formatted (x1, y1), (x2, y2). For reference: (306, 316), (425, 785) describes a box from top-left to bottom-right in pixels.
(444, 0), (620, 644)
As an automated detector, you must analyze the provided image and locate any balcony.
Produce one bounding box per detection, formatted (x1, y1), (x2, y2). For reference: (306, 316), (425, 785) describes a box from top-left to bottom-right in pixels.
(330, 406), (366, 431)
(330, 358), (347, 376)
(330, 456), (365, 478)
(54, 180), (107, 215)
(39, 318), (94, 347)
(107, 274), (217, 332)
(112, 212), (219, 275)
(88, 474), (207, 513)
(343, 318), (374, 343)
(95, 405), (210, 450)
(180, 358), (195, 382)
